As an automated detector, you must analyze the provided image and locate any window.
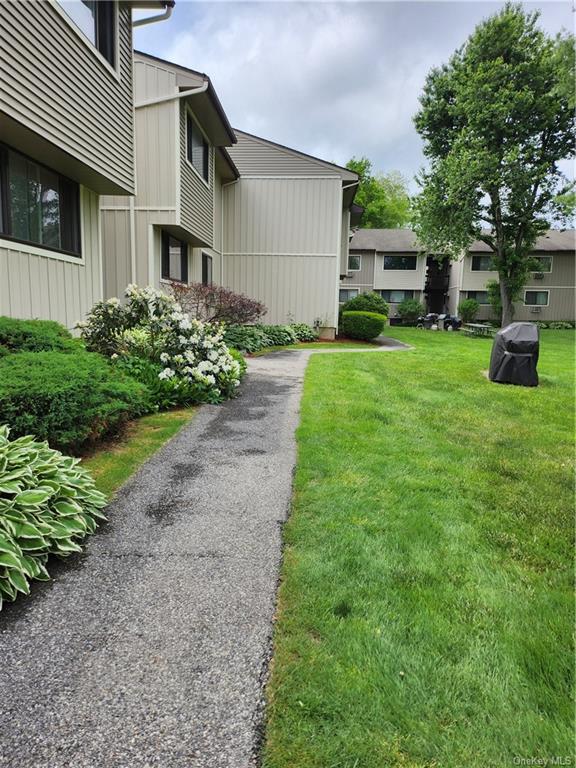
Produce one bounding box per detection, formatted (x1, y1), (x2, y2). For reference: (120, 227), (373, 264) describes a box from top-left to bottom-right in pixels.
(57, 1), (116, 67)
(531, 256), (552, 273)
(161, 232), (188, 283)
(0, 143), (81, 256)
(383, 255), (417, 270)
(339, 288), (358, 303)
(471, 255), (495, 271)
(348, 253), (361, 271)
(524, 290), (549, 306)
(466, 291), (490, 305)
(187, 113), (209, 181)
(202, 253), (213, 285)
(379, 290), (414, 303)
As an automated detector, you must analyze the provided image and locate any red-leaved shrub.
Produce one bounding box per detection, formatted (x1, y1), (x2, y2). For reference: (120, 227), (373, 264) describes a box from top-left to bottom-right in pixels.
(169, 282), (267, 325)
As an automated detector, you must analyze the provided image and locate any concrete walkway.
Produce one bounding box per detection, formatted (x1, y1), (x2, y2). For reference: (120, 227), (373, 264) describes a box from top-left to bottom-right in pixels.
(0, 341), (408, 768)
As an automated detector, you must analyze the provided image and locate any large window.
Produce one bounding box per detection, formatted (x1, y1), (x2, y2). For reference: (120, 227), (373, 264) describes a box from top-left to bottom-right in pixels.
(0, 143), (81, 256)
(348, 253), (361, 271)
(383, 255), (417, 270)
(471, 255), (495, 271)
(161, 232), (188, 283)
(187, 113), (209, 181)
(531, 256), (552, 273)
(57, 1), (116, 67)
(339, 288), (358, 303)
(379, 290), (414, 303)
(466, 290), (489, 304)
(524, 290), (549, 307)
(202, 253), (213, 285)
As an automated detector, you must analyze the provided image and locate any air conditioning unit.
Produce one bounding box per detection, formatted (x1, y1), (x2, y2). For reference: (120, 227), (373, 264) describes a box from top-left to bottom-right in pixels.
(533, 272), (544, 280)
(530, 306), (541, 313)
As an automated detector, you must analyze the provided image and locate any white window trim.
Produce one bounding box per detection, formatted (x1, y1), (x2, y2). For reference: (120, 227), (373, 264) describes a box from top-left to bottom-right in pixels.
(51, 1), (121, 82)
(382, 256), (418, 271)
(348, 254), (361, 271)
(531, 255), (553, 274)
(523, 289), (549, 307)
(185, 106), (211, 189)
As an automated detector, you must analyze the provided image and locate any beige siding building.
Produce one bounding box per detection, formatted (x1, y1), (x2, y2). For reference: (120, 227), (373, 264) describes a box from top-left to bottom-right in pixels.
(449, 230), (576, 322)
(101, 51), (237, 300)
(224, 131), (358, 330)
(102, 54), (359, 334)
(0, 1), (169, 327)
(341, 229), (430, 316)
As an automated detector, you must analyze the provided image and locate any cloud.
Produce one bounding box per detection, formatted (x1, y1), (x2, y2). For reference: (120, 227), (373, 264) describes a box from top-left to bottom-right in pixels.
(135, 1), (574, 190)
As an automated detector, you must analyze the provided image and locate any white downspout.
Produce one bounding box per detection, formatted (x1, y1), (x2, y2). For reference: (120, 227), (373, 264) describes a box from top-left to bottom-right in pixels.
(129, 197), (137, 283)
(221, 178), (239, 287)
(132, 3), (174, 28)
(135, 83), (209, 110)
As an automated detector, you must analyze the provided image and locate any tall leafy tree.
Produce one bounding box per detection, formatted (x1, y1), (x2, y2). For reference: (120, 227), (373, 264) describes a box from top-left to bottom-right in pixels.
(413, 4), (575, 326)
(346, 157), (411, 229)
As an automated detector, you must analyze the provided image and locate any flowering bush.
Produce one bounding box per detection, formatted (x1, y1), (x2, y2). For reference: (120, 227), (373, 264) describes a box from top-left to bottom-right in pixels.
(169, 281), (267, 325)
(78, 285), (242, 405)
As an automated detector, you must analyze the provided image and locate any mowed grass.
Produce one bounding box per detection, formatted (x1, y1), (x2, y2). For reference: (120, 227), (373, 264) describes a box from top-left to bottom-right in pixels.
(263, 329), (574, 768)
(82, 408), (194, 498)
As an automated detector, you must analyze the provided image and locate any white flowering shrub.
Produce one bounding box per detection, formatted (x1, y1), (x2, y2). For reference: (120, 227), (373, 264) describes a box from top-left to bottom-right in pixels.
(78, 285), (243, 406)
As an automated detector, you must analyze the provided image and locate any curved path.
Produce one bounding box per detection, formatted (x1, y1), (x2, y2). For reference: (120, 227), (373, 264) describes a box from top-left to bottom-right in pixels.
(0, 340), (408, 768)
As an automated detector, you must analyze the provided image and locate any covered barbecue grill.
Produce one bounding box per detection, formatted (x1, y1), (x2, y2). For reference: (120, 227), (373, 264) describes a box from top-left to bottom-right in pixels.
(489, 322), (539, 387)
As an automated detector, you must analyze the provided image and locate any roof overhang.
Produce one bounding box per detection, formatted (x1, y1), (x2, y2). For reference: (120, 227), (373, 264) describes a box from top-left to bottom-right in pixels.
(134, 51), (236, 147)
(216, 147), (240, 182)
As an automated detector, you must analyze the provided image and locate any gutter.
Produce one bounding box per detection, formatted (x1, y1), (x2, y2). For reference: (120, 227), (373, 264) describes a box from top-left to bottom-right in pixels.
(134, 82), (209, 110)
(132, 1), (175, 28)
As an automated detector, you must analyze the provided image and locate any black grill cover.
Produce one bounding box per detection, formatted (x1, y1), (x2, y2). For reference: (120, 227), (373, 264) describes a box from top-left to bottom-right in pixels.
(489, 322), (539, 386)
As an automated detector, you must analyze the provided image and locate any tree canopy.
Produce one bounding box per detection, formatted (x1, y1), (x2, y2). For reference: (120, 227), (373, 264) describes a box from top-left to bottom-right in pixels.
(346, 158), (412, 229)
(412, 3), (575, 326)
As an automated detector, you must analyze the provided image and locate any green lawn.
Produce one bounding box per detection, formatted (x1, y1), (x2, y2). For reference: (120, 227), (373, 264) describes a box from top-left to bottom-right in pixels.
(82, 408), (194, 498)
(263, 329), (574, 768)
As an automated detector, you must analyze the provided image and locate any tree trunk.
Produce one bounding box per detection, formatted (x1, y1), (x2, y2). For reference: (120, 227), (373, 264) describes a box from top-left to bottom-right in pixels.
(499, 278), (515, 328)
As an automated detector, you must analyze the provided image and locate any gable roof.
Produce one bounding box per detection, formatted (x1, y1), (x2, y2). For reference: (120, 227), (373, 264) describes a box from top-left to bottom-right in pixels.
(350, 228), (420, 252)
(350, 228), (576, 254)
(469, 229), (575, 253)
(229, 129), (358, 183)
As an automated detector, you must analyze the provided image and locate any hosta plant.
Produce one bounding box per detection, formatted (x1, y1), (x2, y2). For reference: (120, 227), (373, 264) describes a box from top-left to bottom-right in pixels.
(0, 425), (107, 608)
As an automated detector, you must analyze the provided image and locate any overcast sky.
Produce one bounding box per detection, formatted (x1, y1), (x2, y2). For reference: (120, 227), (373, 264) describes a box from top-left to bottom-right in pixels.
(134, 1), (574, 191)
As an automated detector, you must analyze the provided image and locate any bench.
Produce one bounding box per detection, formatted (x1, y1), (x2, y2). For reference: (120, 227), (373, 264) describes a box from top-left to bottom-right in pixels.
(463, 323), (495, 338)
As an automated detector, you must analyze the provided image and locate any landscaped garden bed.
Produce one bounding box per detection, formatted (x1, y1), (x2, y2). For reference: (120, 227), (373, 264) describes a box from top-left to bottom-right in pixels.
(262, 328), (574, 767)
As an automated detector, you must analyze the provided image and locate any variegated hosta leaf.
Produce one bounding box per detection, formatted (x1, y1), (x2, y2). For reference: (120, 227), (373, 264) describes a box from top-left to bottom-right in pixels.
(0, 425), (108, 606)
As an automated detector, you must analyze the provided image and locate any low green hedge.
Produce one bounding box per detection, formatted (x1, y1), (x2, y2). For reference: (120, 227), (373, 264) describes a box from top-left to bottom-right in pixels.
(0, 316), (78, 355)
(0, 425), (107, 605)
(223, 323), (317, 352)
(341, 311), (387, 340)
(0, 351), (149, 453)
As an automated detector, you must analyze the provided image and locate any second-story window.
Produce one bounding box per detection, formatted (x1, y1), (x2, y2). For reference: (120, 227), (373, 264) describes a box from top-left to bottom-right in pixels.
(348, 253), (361, 271)
(0, 143), (81, 257)
(187, 113), (209, 181)
(383, 255), (417, 270)
(471, 255), (496, 271)
(57, 1), (116, 67)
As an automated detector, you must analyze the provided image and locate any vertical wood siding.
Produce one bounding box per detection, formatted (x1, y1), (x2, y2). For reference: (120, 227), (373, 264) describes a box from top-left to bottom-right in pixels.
(340, 250), (375, 288)
(373, 254), (427, 290)
(223, 178), (341, 255)
(0, 2), (134, 193)
(0, 189), (101, 329)
(179, 103), (214, 246)
(223, 255), (338, 326)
